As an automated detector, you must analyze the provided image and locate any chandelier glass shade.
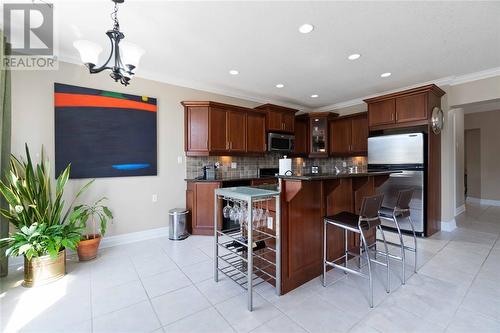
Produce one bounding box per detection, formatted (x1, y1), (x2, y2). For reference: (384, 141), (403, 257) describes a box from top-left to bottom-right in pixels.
(73, 0), (144, 86)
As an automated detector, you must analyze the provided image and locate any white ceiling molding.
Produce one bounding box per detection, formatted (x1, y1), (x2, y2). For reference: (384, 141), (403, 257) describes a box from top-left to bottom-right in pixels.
(57, 56), (313, 112)
(311, 67), (500, 113)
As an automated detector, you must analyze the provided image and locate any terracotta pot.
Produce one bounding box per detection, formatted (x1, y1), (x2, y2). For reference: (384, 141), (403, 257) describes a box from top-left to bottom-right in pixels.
(77, 234), (102, 261)
(23, 250), (66, 287)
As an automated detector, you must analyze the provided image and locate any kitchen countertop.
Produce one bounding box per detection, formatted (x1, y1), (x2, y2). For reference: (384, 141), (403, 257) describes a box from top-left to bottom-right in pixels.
(184, 175), (277, 182)
(276, 170), (400, 181)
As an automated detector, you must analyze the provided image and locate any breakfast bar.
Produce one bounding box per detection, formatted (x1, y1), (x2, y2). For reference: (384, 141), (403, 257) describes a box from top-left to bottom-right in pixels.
(277, 170), (398, 293)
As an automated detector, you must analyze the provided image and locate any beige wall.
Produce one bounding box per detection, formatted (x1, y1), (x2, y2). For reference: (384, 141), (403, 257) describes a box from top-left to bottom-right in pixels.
(464, 110), (500, 201)
(465, 129), (481, 198)
(455, 109), (465, 208)
(11, 61), (260, 236)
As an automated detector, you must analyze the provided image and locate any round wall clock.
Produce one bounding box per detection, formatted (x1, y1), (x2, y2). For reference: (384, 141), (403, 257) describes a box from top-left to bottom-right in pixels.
(431, 106), (444, 134)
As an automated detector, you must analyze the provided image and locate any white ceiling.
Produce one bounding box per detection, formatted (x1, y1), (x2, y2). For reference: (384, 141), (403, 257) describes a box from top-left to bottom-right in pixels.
(49, 1), (500, 110)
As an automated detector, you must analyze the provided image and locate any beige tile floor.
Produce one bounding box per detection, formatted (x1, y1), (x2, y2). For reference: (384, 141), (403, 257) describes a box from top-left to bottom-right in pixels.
(1, 202), (499, 333)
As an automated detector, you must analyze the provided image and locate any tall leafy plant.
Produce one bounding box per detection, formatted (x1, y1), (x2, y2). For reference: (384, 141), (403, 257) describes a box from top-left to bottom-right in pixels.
(0, 145), (93, 260)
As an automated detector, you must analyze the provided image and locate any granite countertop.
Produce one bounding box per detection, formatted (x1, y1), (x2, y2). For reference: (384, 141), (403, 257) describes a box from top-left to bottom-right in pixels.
(276, 170), (400, 181)
(184, 175), (277, 182)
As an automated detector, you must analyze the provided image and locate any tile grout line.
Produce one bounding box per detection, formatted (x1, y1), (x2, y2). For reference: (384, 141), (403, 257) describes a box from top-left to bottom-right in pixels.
(159, 242), (238, 333)
(443, 230), (500, 331)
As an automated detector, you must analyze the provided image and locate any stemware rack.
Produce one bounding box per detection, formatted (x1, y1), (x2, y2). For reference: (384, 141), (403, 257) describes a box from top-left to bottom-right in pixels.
(214, 186), (281, 311)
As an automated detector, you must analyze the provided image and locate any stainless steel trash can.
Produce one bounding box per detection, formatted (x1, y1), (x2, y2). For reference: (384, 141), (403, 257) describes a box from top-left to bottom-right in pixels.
(168, 208), (189, 240)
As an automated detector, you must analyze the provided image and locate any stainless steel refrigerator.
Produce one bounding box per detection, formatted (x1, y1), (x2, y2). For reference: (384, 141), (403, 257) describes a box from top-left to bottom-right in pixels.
(368, 133), (426, 236)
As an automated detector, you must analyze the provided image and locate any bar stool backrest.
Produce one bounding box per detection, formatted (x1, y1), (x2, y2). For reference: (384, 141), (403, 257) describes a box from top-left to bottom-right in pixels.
(359, 194), (384, 229)
(396, 188), (414, 217)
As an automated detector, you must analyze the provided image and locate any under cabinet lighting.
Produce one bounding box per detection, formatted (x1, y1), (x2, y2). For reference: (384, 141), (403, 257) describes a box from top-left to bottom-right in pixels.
(229, 70), (239, 75)
(311, 94), (319, 98)
(380, 72), (391, 78)
(276, 83), (284, 88)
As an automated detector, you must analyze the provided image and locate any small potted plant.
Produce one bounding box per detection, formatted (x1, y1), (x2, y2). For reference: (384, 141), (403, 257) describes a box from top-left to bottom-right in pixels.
(0, 145), (92, 287)
(75, 198), (113, 261)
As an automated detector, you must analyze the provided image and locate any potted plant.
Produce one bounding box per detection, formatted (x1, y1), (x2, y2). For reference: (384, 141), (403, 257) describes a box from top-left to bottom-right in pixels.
(0, 145), (92, 287)
(75, 198), (113, 261)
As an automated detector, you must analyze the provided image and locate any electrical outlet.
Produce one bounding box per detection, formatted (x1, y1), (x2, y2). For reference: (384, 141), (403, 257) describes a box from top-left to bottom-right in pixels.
(177, 156), (183, 164)
(152, 194), (158, 202)
(342, 161), (347, 167)
(231, 162), (237, 169)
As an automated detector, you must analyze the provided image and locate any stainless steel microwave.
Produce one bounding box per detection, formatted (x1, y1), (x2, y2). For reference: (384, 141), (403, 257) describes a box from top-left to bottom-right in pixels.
(268, 133), (294, 152)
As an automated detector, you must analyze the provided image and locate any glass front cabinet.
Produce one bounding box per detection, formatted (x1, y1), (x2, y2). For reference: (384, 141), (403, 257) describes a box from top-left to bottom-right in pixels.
(308, 112), (337, 158)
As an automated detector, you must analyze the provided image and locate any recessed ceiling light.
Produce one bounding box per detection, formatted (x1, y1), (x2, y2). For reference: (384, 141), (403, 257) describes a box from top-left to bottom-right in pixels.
(276, 83), (284, 88)
(380, 72), (391, 78)
(348, 53), (361, 60)
(310, 94), (319, 98)
(299, 24), (314, 34)
(229, 70), (239, 75)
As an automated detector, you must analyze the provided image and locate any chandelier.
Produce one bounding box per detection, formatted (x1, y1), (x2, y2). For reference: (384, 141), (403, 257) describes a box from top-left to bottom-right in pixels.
(73, 0), (144, 86)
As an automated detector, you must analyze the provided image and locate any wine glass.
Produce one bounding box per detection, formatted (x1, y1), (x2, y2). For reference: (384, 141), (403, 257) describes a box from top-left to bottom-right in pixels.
(229, 203), (239, 222)
(263, 200), (271, 229)
(223, 201), (232, 219)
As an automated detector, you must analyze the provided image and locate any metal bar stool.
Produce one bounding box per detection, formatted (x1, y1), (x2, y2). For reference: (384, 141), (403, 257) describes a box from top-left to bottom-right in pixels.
(322, 194), (390, 308)
(374, 188), (418, 284)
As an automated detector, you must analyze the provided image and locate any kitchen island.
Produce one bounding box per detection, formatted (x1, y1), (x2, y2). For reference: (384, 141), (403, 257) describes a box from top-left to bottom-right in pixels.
(277, 170), (398, 293)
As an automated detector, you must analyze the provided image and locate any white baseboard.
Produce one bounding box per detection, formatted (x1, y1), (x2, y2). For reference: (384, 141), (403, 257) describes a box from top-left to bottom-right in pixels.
(466, 197), (500, 206)
(455, 204), (466, 216)
(441, 219), (457, 232)
(8, 226), (170, 267)
(100, 227), (169, 249)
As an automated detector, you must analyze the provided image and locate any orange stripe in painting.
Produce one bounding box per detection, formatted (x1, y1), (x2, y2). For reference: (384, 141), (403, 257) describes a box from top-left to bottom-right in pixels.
(54, 93), (157, 112)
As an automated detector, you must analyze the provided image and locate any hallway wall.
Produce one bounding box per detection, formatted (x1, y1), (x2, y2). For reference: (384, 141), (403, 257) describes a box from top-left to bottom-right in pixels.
(464, 110), (500, 201)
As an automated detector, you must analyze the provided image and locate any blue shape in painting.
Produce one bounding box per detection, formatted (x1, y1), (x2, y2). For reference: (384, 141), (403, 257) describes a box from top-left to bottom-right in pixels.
(112, 163), (151, 170)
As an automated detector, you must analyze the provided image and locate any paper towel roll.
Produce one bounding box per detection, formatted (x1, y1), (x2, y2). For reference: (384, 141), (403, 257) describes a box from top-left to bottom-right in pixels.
(279, 157), (292, 176)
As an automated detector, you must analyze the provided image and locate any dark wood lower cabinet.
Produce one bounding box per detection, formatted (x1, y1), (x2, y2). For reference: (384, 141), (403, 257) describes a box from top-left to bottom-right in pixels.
(186, 182), (220, 235)
(279, 175), (388, 294)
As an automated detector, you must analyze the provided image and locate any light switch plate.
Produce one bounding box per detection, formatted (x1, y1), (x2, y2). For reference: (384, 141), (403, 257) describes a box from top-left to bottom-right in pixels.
(152, 194), (158, 202)
(177, 156), (183, 164)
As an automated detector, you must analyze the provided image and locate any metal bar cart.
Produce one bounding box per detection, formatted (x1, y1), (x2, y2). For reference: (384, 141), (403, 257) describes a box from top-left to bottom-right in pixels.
(214, 186), (281, 311)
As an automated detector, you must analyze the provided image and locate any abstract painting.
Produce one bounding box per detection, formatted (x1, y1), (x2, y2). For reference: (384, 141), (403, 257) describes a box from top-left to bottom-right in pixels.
(54, 83), (157, 178)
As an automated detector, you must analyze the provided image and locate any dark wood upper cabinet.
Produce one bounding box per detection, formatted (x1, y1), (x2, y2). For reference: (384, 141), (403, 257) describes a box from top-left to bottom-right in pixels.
(329, 113), (368, 156)
(330, 118), (351, 155)
(367, 99), (395, 127)
(307, 112), (338, 158)
(227, 110), (247, 152)
(365, 84), (445, 130)
(350, 115), (368, 153)
(185, 106), (209, 153)
(209, 107), (229, 153)
(182, 101), (267, 156)
(254, 104), (298, 133)
(395, 92), (427, 123)
(293, 115), (308, 156)
(246, 111), (266, 153)
(282, 112), (295, 132)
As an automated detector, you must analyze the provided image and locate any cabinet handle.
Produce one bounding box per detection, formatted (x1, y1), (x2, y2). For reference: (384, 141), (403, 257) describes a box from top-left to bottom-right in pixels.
(395, 112), (398, 121)
(391, 113), (394, 121)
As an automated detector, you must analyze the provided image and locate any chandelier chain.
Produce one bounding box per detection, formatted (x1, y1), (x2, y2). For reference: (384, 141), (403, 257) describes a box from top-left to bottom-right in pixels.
(111, 2), (120, 31)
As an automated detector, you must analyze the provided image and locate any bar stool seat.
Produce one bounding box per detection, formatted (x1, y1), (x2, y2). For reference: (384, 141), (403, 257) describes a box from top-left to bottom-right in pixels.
(372, 188), (417, 285)
(322, 194), (391, 308)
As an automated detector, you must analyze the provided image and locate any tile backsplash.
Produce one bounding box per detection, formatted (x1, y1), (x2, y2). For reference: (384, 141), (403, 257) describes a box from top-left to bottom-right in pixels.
(186, 154), (367, 179)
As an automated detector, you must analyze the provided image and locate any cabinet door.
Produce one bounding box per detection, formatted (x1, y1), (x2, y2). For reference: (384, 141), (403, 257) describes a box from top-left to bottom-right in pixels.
(294, 118), (308, 155)
(227, 110), (247, 152)
(185, 106), (209, 154)
(209, 107), (228, 152)
(309, 117), (329, 157)
(247, 112), (266, 153)
(267, 110), (283, 131)
(330, 118), (352, 155)
(350, 115), (368, 154)
(395, 93), (427, 123)
(282, 112), (295, 133)
(368, 99), (395, 127)
(194, 182), (220, 235)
